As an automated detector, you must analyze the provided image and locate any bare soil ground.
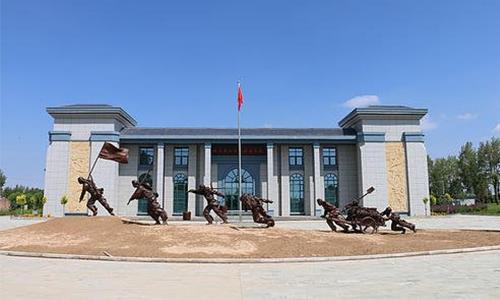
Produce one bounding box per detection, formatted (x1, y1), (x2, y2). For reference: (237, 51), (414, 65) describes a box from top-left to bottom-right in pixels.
(1, 216), (499, 259)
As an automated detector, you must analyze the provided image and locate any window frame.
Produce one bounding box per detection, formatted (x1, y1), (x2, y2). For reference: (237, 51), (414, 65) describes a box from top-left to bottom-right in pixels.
(322, 147), (337, 166)
(289, 147), (304, 166)
(174, 147), (189, 167)
(139, 147), (155, 166)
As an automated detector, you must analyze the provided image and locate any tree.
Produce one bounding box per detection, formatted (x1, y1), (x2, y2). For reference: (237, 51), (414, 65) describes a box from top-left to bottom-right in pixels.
(458, 142), (490, 202)
(478, 137), (500, 203)
(428, 156), (464, 202)
(0, 169), (6, 193)
(16, 194), (26, 213)
(37, 196), (47, 214)
(422, 197), (429, 216)
(28, 195), (37, 210)
(430, 194), (437, 206)
(444, 193), (453, 214)
(444, 193), (453, 204)
(60, 195), (68, 215)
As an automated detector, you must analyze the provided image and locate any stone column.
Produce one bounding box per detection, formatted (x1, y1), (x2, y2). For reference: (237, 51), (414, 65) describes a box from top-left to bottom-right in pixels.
(44, 132), (71, 217)
(156, 143), (165, 207)
(187, 145), (197, 214)
(280, 145), (290, 216)
(404, 133), (430, 216)
(204, 143), (212, 185)
(313, 142), (323, 215)
(356, 132), (389, 210)
(266, 143), (279, 216)
(164, 145), (174, 214)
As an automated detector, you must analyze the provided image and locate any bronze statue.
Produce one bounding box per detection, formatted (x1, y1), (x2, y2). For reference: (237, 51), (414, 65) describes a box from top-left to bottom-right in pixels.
(78, 175), (115, 216)
(188, 184), (228, 224)
(127, 180), (168, 225)
(389, 212), (416, 234)
(240, 194), (275, 227)
(343, 199), (391, 231)
(317, 199), (350, 232)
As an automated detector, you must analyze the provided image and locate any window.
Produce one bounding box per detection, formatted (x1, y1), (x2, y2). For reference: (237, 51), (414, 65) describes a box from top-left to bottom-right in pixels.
(173, 173), (188, 214)
(290, 173), (304, 214)
(174, 148), (189, 166)
(324, 173), (339, 206)
(323, 147), (337, 166)
(222, 168), (254, 210)
(139, 147), (154, 165)
(289, 147), (303, 166)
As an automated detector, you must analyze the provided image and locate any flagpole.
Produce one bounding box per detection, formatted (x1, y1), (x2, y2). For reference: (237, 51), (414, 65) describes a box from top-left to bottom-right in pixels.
(238, 82), (243, 223)
(88, 142), (107, 178)
(88, 155), (100, 179)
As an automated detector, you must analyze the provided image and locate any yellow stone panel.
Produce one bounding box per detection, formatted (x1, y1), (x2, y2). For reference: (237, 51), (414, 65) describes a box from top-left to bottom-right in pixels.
(386, 143), (408, 212)
(66, 141), (90, 213)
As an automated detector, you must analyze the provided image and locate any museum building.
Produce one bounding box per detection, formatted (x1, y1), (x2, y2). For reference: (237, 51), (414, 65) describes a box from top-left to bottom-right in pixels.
(43, 104), (430, 218)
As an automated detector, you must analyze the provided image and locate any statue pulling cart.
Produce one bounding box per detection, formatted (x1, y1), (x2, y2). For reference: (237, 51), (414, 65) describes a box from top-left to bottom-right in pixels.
(318, 186), (415, 234)
(338, 186), (388, 234)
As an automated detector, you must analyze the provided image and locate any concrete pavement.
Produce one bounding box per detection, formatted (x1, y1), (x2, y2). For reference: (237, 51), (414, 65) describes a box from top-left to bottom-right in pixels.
(1, 215), (500, 299)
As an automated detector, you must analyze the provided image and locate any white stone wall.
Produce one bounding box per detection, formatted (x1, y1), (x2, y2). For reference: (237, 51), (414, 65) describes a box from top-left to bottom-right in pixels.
(156, 144), (165, 208)
(188, 145), (198, 214)
(44, 141), (70, 216)
(54, 117), (117, 140)
(337, 145), (358, 208)
(361, 119), (420, 142)
(117, 144), (139, 216)
(280, 145), (290, 216)
(314, 145), (324, 213)
(260, 162), (267, 199)
(406, 142), (430, 216)
(266, 145), (280, 215)
(357, 142), (389, 210)
(164, 146), (174, 214)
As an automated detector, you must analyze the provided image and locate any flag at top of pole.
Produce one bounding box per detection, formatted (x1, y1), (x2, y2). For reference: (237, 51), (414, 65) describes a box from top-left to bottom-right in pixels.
(238, 81), (244, 111)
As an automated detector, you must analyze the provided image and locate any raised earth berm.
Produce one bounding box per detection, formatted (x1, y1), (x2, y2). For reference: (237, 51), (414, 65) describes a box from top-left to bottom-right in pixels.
(1, 216), (500, 259)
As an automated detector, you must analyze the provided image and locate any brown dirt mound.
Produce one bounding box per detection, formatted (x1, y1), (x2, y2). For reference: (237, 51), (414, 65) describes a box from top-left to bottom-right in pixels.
(1, 216), (499, 259)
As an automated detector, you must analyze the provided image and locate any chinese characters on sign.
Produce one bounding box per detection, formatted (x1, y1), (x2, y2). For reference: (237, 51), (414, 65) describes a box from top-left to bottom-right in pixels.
(211, 144), (266, 156)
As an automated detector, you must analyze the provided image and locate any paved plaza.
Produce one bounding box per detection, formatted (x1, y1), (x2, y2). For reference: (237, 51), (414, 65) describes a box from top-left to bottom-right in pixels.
(1, 215), (500, 299)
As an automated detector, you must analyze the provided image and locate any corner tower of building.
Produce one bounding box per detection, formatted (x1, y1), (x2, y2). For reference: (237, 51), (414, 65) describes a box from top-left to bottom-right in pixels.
(44, 104), (136, 216)
(338, 105), (430, 215)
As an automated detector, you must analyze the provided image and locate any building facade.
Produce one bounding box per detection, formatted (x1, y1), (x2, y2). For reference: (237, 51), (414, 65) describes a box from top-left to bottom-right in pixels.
(44, 104), (430, 217)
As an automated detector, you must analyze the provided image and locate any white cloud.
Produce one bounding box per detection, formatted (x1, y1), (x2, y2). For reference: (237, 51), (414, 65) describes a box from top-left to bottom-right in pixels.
(342, 95), (380, 108)
(420, 115), (438, 131)
(494, 124), (500, 133)
(457, 113), (478, 121)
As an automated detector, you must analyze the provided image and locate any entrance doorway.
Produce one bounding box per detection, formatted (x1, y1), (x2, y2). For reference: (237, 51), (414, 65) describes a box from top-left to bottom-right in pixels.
(221, 168), (255, 211)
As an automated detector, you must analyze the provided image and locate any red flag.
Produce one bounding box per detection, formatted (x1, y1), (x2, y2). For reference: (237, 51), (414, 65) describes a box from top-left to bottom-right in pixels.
(98, 142), (129, 164)
(238, 82), (244, 111)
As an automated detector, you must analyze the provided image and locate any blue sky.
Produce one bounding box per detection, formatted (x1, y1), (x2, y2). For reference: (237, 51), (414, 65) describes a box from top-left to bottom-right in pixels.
(1, 0), (499, 188)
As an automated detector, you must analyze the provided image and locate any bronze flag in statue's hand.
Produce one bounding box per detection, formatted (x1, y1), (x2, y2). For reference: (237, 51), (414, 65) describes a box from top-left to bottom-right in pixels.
(98, 142), (129, 164)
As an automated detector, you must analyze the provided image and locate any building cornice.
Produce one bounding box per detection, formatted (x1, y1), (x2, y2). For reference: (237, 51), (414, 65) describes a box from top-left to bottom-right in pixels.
(46, 104), (137, 127)
(338, 106), (428, 128)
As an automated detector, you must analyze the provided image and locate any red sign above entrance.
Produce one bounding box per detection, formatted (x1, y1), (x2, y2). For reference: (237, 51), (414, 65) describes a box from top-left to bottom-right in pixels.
(212, 144), (266, 156)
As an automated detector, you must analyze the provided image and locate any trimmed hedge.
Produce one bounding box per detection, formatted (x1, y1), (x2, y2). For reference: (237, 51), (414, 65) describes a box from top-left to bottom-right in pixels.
(431, 203), (488, 214)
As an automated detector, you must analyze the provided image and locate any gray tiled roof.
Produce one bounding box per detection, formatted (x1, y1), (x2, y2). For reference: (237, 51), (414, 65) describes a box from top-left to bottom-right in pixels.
(121, 127), (356, 137)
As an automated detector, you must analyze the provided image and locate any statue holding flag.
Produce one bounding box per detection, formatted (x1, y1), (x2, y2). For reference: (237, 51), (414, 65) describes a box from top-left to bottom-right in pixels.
(78, 142), (129, 216)
(78, 175), (115, 216)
